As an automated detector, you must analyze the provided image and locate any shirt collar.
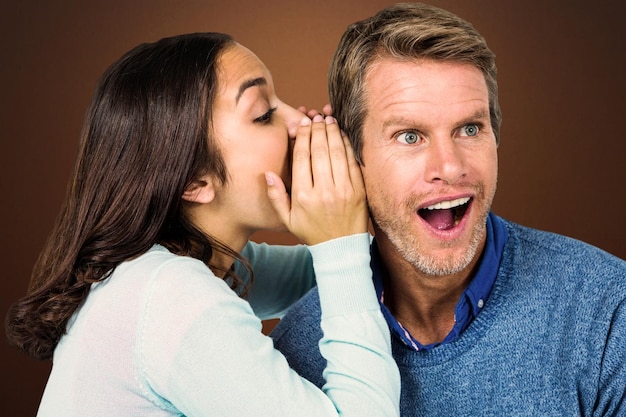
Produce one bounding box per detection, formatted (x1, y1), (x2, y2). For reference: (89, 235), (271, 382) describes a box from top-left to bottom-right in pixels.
(371, 212), (507, 351)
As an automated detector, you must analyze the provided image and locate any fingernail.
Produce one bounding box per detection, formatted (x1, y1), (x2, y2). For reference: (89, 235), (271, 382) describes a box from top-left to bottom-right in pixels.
(312, 114), (324, 123)
(264, 173), (275, 186)
(300, 116), (311, 126)
(325, 116), (336, 124)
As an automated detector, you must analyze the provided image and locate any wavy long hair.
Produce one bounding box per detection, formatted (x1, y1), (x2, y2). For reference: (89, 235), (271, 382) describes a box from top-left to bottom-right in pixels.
(5, 32), (251, 361)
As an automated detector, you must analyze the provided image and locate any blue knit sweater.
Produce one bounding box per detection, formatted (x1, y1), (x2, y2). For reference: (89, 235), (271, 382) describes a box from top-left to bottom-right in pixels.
(272, 216), (626, 416)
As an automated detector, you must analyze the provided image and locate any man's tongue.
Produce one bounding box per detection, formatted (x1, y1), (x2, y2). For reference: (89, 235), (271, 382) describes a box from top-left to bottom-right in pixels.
(420, 209), (455, 230)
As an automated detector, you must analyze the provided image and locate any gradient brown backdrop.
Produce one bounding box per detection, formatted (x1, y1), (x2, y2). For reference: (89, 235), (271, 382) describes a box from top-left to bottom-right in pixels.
(1, 0), (624, 414)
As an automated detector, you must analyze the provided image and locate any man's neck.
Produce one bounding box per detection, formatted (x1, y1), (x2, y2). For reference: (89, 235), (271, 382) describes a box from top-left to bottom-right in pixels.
(376, 236), (482, 346)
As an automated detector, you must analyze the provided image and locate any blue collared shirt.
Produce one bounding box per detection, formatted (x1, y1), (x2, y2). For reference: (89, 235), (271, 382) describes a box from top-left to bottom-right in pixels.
(372, 211), (508, 351)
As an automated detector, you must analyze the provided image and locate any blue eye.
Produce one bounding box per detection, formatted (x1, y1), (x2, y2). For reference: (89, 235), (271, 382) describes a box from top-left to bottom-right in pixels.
(254, 107), (277, 124)
(461, 124), (479, 136)
(397, 131), (420, 144)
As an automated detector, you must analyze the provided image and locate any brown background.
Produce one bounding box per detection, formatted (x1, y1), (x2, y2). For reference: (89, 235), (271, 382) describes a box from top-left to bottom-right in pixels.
(1, 0), (624, 414)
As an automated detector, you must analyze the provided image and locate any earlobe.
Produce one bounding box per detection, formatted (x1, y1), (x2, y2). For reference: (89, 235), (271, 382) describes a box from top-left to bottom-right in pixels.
(182, 177), (215, 204)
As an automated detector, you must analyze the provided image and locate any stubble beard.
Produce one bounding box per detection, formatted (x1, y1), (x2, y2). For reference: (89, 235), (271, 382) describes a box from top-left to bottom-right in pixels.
(371, 184), (493, 277)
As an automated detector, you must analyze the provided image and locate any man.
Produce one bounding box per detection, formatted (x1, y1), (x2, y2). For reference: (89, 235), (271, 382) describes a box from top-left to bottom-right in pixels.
(272, 3), (626, 415)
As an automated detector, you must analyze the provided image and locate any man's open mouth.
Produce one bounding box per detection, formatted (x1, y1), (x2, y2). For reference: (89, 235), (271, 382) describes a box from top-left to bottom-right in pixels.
(418, 197), (471, 231)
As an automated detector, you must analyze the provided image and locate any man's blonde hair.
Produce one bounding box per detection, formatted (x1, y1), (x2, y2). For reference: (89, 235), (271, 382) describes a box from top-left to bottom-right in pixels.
(329, 2), (501, 162)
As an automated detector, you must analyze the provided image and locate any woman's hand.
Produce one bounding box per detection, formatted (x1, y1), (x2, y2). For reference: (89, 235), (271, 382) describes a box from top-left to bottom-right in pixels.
(297, 104), (332, 119)
(266, 114), (368, 245)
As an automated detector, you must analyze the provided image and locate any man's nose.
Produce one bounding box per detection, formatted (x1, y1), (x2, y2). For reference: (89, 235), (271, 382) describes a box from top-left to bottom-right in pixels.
(423, 136), (466, 185)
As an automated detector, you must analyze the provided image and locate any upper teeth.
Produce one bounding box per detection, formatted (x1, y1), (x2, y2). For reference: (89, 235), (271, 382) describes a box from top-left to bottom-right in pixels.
(424, 197), (470, 210)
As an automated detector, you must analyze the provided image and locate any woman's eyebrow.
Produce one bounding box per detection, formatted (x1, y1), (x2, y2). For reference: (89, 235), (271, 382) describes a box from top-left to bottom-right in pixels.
(236, 77), (267, 104)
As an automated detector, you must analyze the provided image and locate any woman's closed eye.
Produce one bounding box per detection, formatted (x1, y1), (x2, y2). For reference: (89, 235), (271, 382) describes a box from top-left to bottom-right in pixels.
(254, 107), (277, 124)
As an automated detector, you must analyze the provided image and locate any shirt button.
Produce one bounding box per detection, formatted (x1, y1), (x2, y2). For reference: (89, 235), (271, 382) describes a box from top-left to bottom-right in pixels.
(477, 299), (484, 308)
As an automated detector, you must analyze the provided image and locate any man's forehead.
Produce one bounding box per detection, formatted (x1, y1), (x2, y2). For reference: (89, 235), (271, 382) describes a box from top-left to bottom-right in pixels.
(363, 58), (487, 107)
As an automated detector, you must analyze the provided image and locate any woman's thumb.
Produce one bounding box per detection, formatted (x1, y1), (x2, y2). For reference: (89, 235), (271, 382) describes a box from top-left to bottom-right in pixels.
(265, 172), (291, 226)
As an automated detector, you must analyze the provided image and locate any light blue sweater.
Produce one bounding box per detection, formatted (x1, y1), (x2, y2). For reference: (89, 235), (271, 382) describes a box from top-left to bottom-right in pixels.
(272, 216), (626, 416)
(37, 234), (400, 416)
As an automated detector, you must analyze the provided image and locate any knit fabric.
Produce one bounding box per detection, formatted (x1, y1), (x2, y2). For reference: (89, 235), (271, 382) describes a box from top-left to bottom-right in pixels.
(37, 234), (400, 416)
(272, 216), (626, 416)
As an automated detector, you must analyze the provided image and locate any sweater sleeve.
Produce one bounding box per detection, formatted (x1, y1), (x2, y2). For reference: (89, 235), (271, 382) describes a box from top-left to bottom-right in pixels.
(242, 241), (316, 320)
(138, 234), (400, 417)
(310, 233), (401, 416)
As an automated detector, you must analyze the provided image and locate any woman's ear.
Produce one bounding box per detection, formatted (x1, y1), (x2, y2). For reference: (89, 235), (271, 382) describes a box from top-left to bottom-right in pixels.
(182, 176), (216, 204)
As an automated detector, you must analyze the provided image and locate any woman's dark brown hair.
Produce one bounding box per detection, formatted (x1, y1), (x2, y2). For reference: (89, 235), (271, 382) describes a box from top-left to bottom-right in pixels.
(5, 32), (250, 360)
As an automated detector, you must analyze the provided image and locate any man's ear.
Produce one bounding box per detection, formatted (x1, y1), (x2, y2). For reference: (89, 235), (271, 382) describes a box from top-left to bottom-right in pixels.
(182, 177), (216, 204)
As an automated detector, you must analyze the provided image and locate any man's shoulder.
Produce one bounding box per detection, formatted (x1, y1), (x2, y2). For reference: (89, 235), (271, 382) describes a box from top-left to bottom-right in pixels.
(272, 287), (322, 341)
(499, 217), (626, 299)
(502, 217), (625, 269)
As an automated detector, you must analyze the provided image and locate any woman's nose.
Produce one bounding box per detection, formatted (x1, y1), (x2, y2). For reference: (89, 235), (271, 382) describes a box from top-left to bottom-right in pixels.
(283, 104), (306, 138)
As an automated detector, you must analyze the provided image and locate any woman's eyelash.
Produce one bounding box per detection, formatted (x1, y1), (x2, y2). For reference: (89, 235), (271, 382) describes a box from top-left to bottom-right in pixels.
(254, 107), (277, 124)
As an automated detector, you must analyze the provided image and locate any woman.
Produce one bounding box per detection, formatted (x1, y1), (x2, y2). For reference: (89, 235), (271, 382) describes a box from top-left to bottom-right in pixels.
(5, 33), (399, 416)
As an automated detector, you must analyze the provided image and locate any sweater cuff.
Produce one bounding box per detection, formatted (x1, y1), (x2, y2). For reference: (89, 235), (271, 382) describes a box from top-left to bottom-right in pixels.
(308, 233), (378, 318)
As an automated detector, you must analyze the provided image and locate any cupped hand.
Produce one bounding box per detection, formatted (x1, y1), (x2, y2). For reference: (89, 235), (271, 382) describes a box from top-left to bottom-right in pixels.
(266, 114), (367, 245)
(297, 104), (333, 119)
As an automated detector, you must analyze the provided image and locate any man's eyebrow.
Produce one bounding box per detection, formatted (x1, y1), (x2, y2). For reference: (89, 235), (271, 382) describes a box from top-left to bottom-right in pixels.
(458, 109), (490, 125)
(382, 116), (412, 130)
(235, 77), (267, 104)
(381, 108), (490, 130)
